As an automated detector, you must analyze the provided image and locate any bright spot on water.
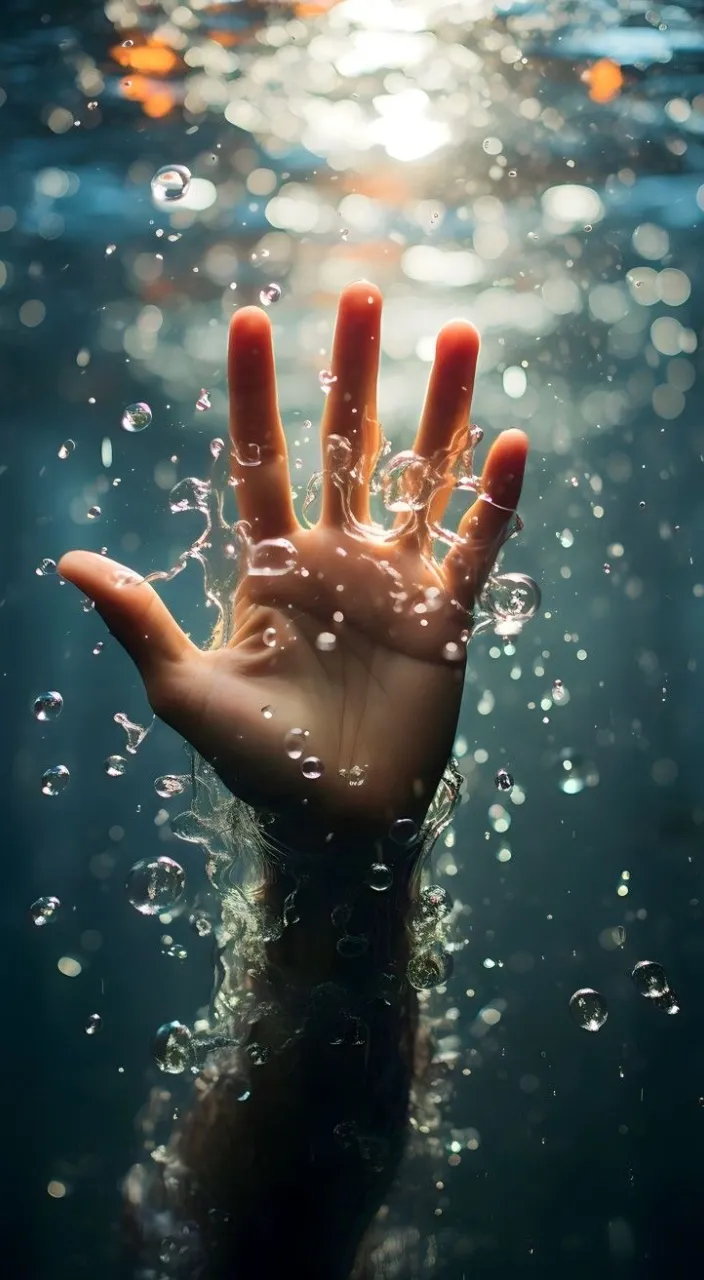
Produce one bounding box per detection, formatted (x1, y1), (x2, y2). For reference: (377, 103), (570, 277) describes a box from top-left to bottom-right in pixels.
(569, 987), (608, 1031)
(31, 895), (60, 926)
(121, 402), (152, 433)
(151, 165), (192, 203)
(315, 631), (336, 652)
(41, 764), (70, 796)
(33, 691), (63, 721)
(126, 857), (185, 916)
(557, 749), (599, 795)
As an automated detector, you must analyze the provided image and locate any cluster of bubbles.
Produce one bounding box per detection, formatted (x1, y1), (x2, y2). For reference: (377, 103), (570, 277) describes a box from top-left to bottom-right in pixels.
(569, 960), (679, 1032)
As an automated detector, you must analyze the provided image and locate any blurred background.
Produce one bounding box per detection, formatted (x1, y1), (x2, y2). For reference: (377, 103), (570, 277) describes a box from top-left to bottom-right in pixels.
(3, 0), (704, 1275)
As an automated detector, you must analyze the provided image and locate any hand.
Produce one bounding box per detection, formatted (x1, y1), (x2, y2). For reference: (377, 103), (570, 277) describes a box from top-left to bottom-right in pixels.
(58, 282), (527, 851)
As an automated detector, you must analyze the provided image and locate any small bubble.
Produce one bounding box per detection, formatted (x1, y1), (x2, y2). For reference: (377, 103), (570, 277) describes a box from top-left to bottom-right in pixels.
(249, 538), (297, 577)
(160, 934), (187, 961)
(284, 728), (307, 760)
(261, 705), (274, 720)
(482, 572), (541, 637)
(154, 774), (187, 798)
(315, 631), (336, 652)
(41, 765), (70, 796)
(495, 768), (514, 792)
(126, 857), (185, 916)
(195, 389), (211, 412)
(569, 987), (608, 1031)
(390, 817), (419, 847)
(33, 691), (63, 722)
(151, 165), (192, 203)
(105, 755), (127, 777)
(557, 749), (599, 795)
(31, 895), (60, 926)
(122, 38), (134, 48)
(603, 563), (611, 575)
(319, 369), (338, 393)
(58, 440), (75, 460)
(301, 756), (324, 780)
(259, 282), (282, 306)
(262, 626), (278, 649)
(631, 960), (669, 999)
(105, 243), (116, 256)
(121, 402), (152, 433)
(552, 679), (565, 702)
(366, 862), (392, 892)
(87, 505), (101, 521)
(85, 1013), (102, 1035)
(87, 100), (98, 111)
(407, 943), (453, 990)
(210, 437), (224, 459)
(189, 912), (213, 938)
(92, 641), (104, 655)
(336, 934), (369, 959)
(410, 885), (451, 940)
(153, 1020), (193, 1074)
(639, 500), (646, 510)
(36, 558), (57, 576)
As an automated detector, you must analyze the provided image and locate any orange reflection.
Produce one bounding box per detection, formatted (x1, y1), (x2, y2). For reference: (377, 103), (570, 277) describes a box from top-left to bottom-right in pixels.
(111, 37), (181, 77)
(120, 75), (176, 118)
(583, 59), (623, 104)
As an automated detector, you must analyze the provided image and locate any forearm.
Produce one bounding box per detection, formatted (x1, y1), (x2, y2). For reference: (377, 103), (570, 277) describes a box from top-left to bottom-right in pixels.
(130, 831), (425, 1280)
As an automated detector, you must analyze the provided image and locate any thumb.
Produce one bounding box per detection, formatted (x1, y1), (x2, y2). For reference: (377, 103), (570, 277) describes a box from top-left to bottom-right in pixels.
(58, 551), (193, 689)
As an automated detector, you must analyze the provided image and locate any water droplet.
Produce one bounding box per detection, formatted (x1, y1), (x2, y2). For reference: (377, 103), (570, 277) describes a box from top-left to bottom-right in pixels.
(85, 1013), (102, 1035)
(482, 573), (541, 637)
(410, 885), (451, 940)
(232, 440), (261, 467)
(169, 475), (209, 513)
(344, 764), (367, 787)
(631, 960), (669, 999)
(248, 538), (297, 577)
(151, 165), (192, 203)
(153, 1020), (193, 1074)
(31, 895), (60, 926)
(259, 282), (282, 306)
(389, 817), (419, 847)
(407, 942), (453, 990)
(105, 243), (116, 255)
(126, 857), (185, 916)
(336, 934), (369, 959)
(381, 451), (436, 513)
(41, 765), (70, 796)
(160, 934), (187, 961)
(261, 705), (274, 720)
(366, 862), (392, 892)
(556, 749), (599, 795)
(569, 987), (608, 1032)
(196, 389), (211, 412)
(210, 437), (224, 459)
(154, 774), (187, 798)
(315, 631), (336, 652)
(189, 912), (213, 938)
(319, 369), (337, 393)
(105, 755), (127, 777)
(442, 641), (465, 662)
(58, 439), (75, 460)
(340, 228), (349, 241)
(262, 626), (278, 649)
(121, 402), (152, 433)
(92, 641), (104, 655)
(87, 505), (101, 521)
(33, 691), (63, 722)
(301, 756), (324, 780)
(495, 768), (514, 792)
(36, 558), (57, 576)
(114, 711), (150, 754)
(552, 679), (565, 702)
(284, 728), (308, 760)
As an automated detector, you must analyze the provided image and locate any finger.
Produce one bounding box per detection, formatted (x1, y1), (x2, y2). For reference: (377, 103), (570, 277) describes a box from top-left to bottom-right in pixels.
(443, 428), (528, 611)
(320, 280), (382, 527)
(228, 307), (297, 540)
(57, 551), (194, 694)
(396, 319), (480, 551)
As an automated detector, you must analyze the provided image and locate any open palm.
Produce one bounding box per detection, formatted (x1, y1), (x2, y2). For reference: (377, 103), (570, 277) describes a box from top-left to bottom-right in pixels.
(59, 282), (527, 854)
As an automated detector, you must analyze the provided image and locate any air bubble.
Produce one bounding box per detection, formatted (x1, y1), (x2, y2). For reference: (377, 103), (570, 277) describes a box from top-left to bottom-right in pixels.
(366, 862), (392, 892)
(248, 538), (297, 577)
(196, 389), (211, 412)
(340, 228), (349, 241)
(105, 755), (127, 777)
(87, 505), (101, 520)
(36, 559), (57, 576)
(41, 765), (70, 796)
(153, 1020), (193, 1074)
(33, 691), (63, 722)
(631, 960), (669, 999)
(410, 885), (451, 940)
(495, 768), (514, 792)
(261, 705), (274, 719)
(319, 369), (337, 393)
(121, 402), (152, 433)
(151, 165), (191, 203)
(31, 895), (60, 926)
(315, 631), (336, 652)
(85, 1013), (102, 1035)
(381, 452), (435, 513)
(569, 987), (608, 1031)
(407, 943), (453, 990)
(301, 756), (324, 780)
(210, 437), (224, 459)
(58, 440), (75, 460)
(336, 934), (369, 959)
(262, 626), (278, 649)
(259, 282), (282, 306)
(160, 934), (187, 961)
(390, 817), (419, 847)
(284, 728), (307, 759)
(482, 572), (541, 636)
(552, 679), (565, 702)
(154, 774), (187, 799)
(169, 476), (210, 514)
(126, 857), (185, 916)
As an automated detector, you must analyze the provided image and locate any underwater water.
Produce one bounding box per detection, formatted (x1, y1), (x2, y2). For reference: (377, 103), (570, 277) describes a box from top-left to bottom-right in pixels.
(4, 0), (704, 1275)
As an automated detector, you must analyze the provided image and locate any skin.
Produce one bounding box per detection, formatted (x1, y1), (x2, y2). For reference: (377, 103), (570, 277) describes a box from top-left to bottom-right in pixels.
(58, 282), (528, 1278)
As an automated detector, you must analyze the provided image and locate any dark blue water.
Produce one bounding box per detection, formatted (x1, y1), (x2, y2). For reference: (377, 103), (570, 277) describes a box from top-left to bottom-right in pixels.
(4, 0), (704, 1276)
